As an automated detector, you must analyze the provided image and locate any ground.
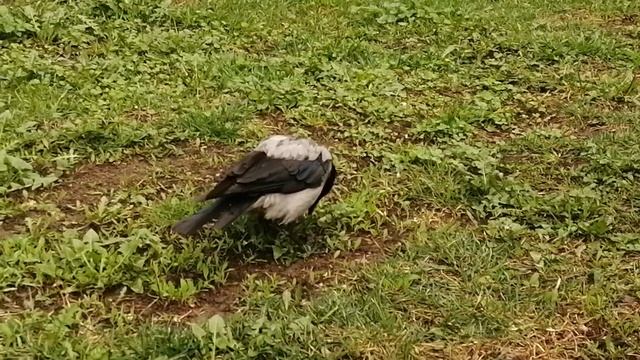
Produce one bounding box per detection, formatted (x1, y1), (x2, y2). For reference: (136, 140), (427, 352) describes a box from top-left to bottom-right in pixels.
(0, 0), (639, 358)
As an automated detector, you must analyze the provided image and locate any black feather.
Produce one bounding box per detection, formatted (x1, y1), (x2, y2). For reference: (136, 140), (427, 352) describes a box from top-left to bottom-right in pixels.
(205, 153), (327, 199)
(308, 164), (337, 214)
(171, 196), (258, 235)
(202, 151), (267, 200)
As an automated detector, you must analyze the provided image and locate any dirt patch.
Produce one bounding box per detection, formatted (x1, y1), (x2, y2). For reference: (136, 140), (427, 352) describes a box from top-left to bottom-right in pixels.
(605, 13), (640, 38)
(171, 0), (203, 6)
(541, 9), (638, 31)
(148, 213), (448, 323)
(0, 231), (398, 324)
(103, 284), (241, 322)
(414, 319), (596, 359)
(82, 235), (397, 322)
(616, 295), (640, 316)
(472, 93), (571, 144)
(542, 9), (605, 28)
(53, 158), (149, 206)
(0, 141), (232, 235)
(541, 10), (638, 40)
(0, 227), (15, 239)
(419, 303), (640, 360)
(50, 141), (230, 206)
(476, 90), (638, 145)
(572, 122), (631, 139)
(617, 14), (638, 26)
(1, 206), (415, 328)
(125, 108), (159, 123)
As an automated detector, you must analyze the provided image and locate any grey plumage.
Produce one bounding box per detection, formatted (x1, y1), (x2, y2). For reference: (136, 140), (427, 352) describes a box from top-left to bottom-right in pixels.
(171, 135), (336, 236)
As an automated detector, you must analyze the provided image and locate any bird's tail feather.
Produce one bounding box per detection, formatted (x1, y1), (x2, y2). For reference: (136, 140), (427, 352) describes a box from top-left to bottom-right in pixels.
(171, 196), (257, 236)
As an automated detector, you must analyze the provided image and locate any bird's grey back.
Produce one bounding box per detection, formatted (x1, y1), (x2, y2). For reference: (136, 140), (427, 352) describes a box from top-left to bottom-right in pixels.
(255, 135), (332, 162)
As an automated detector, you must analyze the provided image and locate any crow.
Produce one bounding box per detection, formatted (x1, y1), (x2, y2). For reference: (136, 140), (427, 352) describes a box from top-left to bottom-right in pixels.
(171, 135), (336, 236)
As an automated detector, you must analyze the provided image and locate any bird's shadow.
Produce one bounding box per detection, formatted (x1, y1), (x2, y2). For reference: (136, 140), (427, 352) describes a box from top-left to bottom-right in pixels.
(192, 213), (337, 264)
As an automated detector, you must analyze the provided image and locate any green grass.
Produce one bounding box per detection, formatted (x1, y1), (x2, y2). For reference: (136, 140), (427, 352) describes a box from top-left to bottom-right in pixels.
(1, 0), (640, 358)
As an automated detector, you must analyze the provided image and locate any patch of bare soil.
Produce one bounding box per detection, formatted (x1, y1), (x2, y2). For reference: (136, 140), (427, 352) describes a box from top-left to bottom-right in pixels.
(605, 14), (640, 39)
(546, 10), (639, 40)
(125, 108), (159, 123)
(0, 141), (232, 235)
(477, 57), (637, 144)
(110, 209), (458, 322)
(60, 141), (232, 204)
(413, 300), (640, 360)
(136, 238), (392, 321)
(541, 9), (605, 29)
(413, 319), (598, 359)
(476, 89), (637, 146)
(0, 235), (398, 323)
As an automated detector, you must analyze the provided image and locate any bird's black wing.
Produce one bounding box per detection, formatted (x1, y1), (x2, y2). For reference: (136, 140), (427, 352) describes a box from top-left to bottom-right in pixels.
(202, 151), (328, 200)
(307, 164), (337, 214)
(200, 151), (266, 200)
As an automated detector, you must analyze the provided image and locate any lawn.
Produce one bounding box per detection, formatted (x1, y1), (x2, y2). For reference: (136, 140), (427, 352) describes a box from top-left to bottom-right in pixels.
(1, 0), (639, 358)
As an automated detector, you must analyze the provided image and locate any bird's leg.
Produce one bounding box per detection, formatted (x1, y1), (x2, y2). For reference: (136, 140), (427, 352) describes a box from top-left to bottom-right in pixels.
(284, 221), (299, 233)
(269, 222), (284, 235)
(253, 216), (280, 236)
